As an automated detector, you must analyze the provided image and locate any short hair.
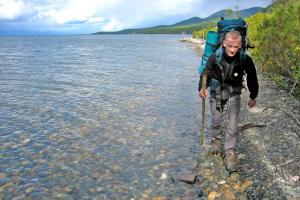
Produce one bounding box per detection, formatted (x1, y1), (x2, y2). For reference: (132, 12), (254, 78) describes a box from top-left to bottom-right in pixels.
(225, 31), (242, 42)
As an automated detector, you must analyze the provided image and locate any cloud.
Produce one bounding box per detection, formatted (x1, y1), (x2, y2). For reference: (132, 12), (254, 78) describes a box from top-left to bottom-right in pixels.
(94, 0), (200, 31)
(41, 0), (117, 24)
(0, 0), (28, 20)
(0, 0), (272, 34)
(153, 0), (198, 15)
(59, 0), (199, 31)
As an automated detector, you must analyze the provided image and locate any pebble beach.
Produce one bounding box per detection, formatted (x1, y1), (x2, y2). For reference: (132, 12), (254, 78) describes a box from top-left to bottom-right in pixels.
(183, 38), (300, 200)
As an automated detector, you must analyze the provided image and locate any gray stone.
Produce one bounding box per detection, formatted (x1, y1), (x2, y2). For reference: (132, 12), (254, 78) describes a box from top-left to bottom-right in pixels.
(178, 172), (196, 184)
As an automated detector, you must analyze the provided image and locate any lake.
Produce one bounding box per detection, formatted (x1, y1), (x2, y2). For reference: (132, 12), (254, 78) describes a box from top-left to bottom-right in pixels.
(0, 34), (209, 199)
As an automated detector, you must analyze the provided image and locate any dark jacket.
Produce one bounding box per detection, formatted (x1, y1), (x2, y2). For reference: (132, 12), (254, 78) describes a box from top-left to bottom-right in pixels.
(198, 50), (259, 99)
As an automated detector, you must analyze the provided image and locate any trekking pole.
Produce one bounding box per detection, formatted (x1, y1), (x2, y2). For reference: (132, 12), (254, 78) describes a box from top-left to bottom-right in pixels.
(200, 70), (207, 145)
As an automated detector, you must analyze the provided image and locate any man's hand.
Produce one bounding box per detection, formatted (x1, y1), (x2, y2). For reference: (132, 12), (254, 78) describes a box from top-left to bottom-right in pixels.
(248, 99), (256, 108)
(199, 89), (208, 99)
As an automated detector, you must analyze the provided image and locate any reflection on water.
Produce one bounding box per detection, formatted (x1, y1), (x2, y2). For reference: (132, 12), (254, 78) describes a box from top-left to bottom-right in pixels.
(0, 34), (208, 198)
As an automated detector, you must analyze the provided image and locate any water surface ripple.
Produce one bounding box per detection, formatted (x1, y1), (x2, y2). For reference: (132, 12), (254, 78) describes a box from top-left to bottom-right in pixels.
(0, 34), (207, 199)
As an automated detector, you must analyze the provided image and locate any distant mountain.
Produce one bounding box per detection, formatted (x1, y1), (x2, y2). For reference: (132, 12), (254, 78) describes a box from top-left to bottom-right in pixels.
(94, 7), (264, 34)
(170, 7), (263, 27)
(172, 17), (205, 26)
(205, 7), (263, 20)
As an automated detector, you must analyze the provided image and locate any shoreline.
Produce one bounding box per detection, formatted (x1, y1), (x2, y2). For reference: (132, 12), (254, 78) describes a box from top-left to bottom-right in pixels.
(182, 39), (300, 199)
(180, 37), (205, 45)
(180, 37), (205, 48)
(180, 37), (205, 56)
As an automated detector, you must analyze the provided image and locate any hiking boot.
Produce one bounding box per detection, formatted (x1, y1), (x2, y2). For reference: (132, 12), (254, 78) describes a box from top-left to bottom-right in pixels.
(210, 139), (221, 154)
(224, 149), (237, 172)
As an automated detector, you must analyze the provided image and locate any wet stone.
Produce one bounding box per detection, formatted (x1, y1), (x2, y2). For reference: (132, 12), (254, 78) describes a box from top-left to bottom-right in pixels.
(240, 180), (253, 192)
(224, 190), (235, 200)
(141, 193), (150, 199)
(208, 191), (218, 200)
(178, 172), (196, 184)
(237, 153), (246, 160)
(159, 173), (168, 180)
(182, 190), (197, 199)
(0, 173), (7, 179)
(25, 186), (35, 193)
(239, 194), (248, 200)
(228, 173), (240, 182)
(290, 175), (300, 184)
(152, 197), (164, 200)
(195, 188), (204, 197)
(112, 165), (122, 172)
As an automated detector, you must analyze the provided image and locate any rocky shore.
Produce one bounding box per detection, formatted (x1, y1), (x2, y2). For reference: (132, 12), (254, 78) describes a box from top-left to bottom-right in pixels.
(236, 76), (300, 199)
(183, 40), (300, 200)
(180, 38), (205, 55)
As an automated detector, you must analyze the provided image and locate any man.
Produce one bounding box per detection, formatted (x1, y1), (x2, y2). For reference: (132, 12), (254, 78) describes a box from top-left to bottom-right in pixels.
(198, 31), (259, 172)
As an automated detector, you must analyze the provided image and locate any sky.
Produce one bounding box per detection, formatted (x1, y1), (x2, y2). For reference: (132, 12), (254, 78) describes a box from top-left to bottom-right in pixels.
(0, 0), (272, 35)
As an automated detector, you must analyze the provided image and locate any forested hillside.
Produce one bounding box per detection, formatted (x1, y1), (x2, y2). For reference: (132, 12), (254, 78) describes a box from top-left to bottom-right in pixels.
(193, 0), (300, 98)
(94, 7), (262, 35)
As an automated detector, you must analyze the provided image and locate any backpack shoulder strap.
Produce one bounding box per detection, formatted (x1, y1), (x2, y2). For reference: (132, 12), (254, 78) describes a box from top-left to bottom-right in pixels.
(214, 47), (223, 69)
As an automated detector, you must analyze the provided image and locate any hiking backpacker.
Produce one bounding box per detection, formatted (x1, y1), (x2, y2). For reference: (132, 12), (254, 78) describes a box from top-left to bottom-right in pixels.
(198, 17), (249, 76)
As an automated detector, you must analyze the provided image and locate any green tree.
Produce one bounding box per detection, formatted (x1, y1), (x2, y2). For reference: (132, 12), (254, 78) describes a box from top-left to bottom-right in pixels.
(247, 0), (300, 96)
(225, 9), (234, 18)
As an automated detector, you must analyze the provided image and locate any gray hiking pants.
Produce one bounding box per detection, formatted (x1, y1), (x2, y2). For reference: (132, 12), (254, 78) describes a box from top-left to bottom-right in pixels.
(210, 94), (241, 150)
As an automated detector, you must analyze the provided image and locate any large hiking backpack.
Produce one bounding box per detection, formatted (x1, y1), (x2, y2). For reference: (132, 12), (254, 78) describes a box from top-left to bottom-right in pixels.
(198, 18), (248, 75)
(217, 18), (248, 51)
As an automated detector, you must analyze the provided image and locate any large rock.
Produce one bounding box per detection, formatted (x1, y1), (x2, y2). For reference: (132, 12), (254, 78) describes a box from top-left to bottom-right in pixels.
(178, 172), (196, 184)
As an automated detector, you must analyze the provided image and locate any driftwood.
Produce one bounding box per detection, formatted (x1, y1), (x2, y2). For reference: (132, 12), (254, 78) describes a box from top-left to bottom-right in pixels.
(238, 122), (267, 131)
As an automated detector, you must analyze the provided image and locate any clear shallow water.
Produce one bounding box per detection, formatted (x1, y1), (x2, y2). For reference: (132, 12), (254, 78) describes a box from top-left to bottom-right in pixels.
(0, 34), (206, 199)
